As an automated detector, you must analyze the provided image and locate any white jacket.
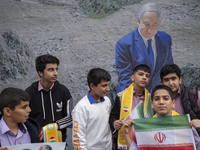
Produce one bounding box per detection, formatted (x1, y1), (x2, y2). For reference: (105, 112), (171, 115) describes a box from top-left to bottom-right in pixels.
(72, 94), (112, 150)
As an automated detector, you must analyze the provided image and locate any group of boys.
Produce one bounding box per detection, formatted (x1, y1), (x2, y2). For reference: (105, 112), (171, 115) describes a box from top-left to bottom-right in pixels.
(110, 63), (200, 150)
(71, 62), (200, 150)
(0, 54), (113, 150)
(0, 54), (73, 149)
(1, 3), (200, 150)
(1, 56), (199, 149)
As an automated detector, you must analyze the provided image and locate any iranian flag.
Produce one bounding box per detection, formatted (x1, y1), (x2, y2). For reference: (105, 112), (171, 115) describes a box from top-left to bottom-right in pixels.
(123, 99), (153, 123)
(118, 101), (154, 149)
(133, 114), (196, 150)
(122, 102), (144, 122)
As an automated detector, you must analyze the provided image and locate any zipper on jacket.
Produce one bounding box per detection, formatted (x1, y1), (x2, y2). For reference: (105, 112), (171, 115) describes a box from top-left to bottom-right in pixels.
(50, 90), (55, 121)
(41, 92), (46, 120)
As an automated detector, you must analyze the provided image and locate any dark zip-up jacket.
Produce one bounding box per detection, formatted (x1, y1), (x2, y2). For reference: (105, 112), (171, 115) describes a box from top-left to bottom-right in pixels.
(24, 118), (41, 143)
(180, 84), (199, 120)
(25, 80), (73, 141)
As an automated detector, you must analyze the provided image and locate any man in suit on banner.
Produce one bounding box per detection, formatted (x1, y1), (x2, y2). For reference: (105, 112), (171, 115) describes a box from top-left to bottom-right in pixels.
(115, 3), (174, 93)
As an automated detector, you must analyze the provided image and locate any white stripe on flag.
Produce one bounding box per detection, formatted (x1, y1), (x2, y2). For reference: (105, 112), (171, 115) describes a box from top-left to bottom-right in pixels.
(135, 128), (193, 145)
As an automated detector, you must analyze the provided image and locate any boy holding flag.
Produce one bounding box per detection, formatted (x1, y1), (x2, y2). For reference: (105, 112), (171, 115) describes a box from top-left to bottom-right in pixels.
(124, 85), (200, 150)
(109, 64), (154, 149)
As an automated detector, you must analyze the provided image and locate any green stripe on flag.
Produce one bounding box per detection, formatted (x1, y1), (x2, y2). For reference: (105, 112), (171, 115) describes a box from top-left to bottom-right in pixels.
(133, 114), (189, 131)
(146, 94), (154, 117)
(136, 102), (144, 118)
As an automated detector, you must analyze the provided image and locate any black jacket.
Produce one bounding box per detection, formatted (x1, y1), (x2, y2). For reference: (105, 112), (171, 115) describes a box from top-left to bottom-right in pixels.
(109, 95), (122, 150)
(109, 95), (121, 133)
(24, 118), (41, 143)
(180, 84), (199, 120)
(25, 80), (73, 141)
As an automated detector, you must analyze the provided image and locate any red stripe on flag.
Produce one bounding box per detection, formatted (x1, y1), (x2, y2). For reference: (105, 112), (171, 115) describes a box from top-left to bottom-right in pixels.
(139, 144), (194, 150)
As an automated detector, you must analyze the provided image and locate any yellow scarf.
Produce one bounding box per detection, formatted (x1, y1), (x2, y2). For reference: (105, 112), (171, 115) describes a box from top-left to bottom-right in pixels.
(43, 123), (62, 142)
(117, 83), (152, 149)
(153, 110), (179, 117)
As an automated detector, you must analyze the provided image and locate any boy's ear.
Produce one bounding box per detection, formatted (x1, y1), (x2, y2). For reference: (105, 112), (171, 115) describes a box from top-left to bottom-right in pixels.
(38, 71), (43, 77)
(131, 75), (134, 82)
(172, 99), (175, 109)
(151, 100), (154, 109)
(89, 83), (95, 90)
(3, 107), (12, 117)
(179, 77), (182, 84)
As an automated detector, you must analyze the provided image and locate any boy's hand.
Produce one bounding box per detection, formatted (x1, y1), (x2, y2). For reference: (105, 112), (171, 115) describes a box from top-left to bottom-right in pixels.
(123, 120), (135, 134)
(114, 120), (123, 130)
(0, 147), (8, 150)
(190, 119), (200, 130)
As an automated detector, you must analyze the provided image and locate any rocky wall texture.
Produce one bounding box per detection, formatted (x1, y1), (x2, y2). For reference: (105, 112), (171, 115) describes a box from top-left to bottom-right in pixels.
(76, 0), (142, 18)
(0, 30), (35, 83)
(182, 67), (200, 87)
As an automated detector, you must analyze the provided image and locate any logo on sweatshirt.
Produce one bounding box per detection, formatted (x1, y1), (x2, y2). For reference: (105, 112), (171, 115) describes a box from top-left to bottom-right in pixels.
(56, 101), (62, 112)
(123, 106), (129, 112)
(106, 105), (111, 114)
(73, 120), (81, 149)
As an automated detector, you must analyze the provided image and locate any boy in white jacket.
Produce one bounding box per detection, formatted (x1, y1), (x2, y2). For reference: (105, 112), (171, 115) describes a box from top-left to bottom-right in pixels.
(72, 68), (112, 150)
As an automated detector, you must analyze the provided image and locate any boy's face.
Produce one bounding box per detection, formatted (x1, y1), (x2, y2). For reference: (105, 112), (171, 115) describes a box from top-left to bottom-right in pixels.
(161, 73), (182, 95)
(131, 70), (150, 88)
(151, 89), (175, 117)
(90, 80), (110, 100)
(9, 101), (31, 123)
(39, 63), (58, 84)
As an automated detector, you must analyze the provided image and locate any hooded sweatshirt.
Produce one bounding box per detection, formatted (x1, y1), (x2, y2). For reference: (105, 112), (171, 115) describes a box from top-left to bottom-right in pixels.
(25, 81), (73, 141)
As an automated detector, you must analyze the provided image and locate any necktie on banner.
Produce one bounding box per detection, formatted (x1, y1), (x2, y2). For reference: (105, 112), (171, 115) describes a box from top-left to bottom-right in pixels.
(148, 39), (154, 74)
(117, 83), (154, 149)
(133, 114), (196, 150)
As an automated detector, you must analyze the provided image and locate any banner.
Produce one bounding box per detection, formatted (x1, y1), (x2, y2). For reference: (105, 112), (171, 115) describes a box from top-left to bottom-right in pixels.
(133, 115), (196, 150)
(6, 142), (66, 150)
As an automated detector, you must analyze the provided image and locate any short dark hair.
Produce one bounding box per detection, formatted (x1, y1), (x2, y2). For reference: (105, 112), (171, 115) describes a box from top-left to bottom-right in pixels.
(87, 68), (111, 88)
(133, 64), (151, 75)
(151, 85), (174, 101)
(160, 64), (181, 81)
(0, 87), (30, 113)
(36, 54), (59, 73)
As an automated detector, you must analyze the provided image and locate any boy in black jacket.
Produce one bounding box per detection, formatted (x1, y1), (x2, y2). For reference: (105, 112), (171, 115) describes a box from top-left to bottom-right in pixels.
(109, 64), (153, 149)
(25, 54), (73, 142)
(0, 87), (40, 149)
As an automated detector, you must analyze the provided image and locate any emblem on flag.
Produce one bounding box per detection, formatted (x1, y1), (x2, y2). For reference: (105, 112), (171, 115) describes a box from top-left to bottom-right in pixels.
(123, 106), (129, 112)
(154, 132), (166, 143)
